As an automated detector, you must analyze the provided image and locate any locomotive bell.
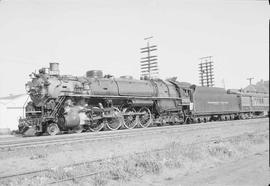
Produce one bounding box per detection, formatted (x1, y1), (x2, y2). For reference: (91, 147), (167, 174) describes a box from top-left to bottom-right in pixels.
(86, 70), (103, 78)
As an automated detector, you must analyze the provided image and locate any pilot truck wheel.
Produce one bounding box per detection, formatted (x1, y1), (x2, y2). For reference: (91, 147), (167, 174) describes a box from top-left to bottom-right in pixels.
(47, 123), (60, 136)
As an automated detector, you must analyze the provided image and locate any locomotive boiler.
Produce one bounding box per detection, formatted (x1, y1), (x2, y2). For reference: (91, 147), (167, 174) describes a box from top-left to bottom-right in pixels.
(19, 63), (192, 136)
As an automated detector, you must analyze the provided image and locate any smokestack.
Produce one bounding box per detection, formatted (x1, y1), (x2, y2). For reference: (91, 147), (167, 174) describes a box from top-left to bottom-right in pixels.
(49, 63), (59, 75)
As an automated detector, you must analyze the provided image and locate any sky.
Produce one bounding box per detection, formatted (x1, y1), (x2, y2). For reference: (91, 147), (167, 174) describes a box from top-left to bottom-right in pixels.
(0, 0), (269, 97)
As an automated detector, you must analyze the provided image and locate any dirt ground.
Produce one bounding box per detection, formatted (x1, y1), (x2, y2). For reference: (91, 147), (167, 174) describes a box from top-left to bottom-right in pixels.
(124, 135), (269, 186)
(0, 118), (269, 186)
(169, 152), (269, 186)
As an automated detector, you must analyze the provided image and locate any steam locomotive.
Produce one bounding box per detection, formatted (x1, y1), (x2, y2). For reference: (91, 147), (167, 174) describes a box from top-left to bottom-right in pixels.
(18, 63), (269, 136)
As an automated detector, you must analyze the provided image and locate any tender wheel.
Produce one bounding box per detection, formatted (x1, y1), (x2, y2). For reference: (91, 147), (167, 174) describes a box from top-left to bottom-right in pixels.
(106, 107), (123, 130)
(192, 118), (198, 123)
(47, 123), (60, 136)
(138, 107), (152, 128)
(122, 107), (137, 129)
(89, 119), (104, 132)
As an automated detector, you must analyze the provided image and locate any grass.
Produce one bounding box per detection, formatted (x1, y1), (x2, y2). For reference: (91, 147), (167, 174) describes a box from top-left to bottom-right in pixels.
(46, 167), (75, 180)
(99, 153), (162, 181)
(1, 132), (268, 186)
(91, 132), (268, 185)
(92, 173), (108, 186)
(207, 144), (233, 158)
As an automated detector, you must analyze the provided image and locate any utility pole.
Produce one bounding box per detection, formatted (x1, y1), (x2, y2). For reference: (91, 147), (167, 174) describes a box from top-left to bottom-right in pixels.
(140, 37), (158, 79)
(222, 79), (226, 89)
(199, 56), (214, 87)
(247, 77), (254, 85)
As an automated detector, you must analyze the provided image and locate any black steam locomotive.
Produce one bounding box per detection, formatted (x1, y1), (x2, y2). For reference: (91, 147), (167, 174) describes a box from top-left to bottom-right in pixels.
(18, 63), (269, 136)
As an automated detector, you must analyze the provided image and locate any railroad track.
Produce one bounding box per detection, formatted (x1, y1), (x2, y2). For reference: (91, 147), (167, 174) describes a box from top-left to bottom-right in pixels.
(0, 118), (266, 149)
(47, 133), (269, 185)
(0, 130), (268, 184)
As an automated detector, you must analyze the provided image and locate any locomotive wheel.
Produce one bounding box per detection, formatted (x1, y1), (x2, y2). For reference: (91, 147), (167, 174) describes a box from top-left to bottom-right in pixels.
(74, 125), (83, 133)
(23, 127), (38, 137)
(47, 123), (60, 136)
(184, 117), (192, 124)
(138, 107), (152, 128)
(89, 119), (104, 132)
(123, 108), (137, 129)
(106, 107), (122, 130)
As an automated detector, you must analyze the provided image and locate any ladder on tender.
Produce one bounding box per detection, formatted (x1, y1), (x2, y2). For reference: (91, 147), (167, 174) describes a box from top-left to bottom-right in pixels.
(50, 96), (65, 117)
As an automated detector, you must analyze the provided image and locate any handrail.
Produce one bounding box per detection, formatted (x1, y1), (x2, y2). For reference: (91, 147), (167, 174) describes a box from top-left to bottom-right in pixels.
(22, 95), (30, 118)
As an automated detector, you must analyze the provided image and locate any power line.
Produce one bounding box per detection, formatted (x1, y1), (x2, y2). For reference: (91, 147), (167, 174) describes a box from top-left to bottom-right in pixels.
(140, 36), (159, 79)
(198, 56), (214, 87)
(247, 77), (254, 85)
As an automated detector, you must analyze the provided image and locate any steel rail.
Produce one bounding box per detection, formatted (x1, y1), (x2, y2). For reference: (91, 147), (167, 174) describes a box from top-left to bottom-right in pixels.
(0, 128), (267, 182)
(2, 117), (265, 145)
(48, 131), (269, 185)
(0, 118), (266, 149)
(0, 124), (203, 144)
(48, 171), (103, 185)
(1, 117), (265, 145)
(2, 131), (265, 184)
(0, 120), (252, 148)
